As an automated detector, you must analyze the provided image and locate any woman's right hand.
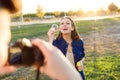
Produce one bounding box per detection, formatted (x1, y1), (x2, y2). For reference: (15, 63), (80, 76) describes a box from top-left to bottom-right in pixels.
(47, 27), (56, 43)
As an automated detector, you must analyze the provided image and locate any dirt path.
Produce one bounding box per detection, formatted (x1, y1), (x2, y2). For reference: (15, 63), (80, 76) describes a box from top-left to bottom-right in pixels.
(83, 21), (120, 54)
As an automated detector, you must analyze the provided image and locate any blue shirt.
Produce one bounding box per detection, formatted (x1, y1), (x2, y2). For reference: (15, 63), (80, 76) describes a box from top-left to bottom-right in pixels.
(53, 38), (85, 64)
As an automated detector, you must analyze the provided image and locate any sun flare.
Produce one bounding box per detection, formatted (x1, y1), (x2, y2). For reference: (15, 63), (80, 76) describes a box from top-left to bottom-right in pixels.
(22, 0), (120, 14)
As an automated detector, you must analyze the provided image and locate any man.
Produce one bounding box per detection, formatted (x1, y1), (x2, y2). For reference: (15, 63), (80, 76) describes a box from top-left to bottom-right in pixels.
(0, 0), (22, 74)
(0, 0), (82, 80)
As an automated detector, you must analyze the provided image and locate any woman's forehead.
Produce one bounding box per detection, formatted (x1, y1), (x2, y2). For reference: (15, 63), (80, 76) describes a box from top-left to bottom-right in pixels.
(61, 18), (71, 22)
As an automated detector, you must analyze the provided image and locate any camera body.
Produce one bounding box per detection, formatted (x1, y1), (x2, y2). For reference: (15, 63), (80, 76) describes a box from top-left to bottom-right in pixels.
(8, 38), (44, 67)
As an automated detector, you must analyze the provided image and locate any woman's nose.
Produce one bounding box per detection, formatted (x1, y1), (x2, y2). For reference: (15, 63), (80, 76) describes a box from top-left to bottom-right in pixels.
(63, 23), (67, 27)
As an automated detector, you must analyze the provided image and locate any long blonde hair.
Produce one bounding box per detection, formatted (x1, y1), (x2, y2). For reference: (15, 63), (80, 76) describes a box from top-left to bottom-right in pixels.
(56, 16), (81, 40)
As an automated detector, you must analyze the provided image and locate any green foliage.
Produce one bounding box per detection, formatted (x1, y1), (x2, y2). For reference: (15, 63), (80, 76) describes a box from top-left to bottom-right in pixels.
(24, 18), (32, 22)
(23, 13), (37, 17)
(36, 5), (45, 18)
(108, 2), (119, 14)
(84, 54), (120, 80)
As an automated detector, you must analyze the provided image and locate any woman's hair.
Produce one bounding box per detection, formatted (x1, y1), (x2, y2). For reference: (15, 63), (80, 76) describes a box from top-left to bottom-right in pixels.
(0, 0), (21, 13)
(56, 16), (81, 40)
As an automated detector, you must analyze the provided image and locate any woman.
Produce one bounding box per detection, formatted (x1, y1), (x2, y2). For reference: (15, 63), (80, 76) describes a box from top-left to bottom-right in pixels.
(48, 16), (85, 80)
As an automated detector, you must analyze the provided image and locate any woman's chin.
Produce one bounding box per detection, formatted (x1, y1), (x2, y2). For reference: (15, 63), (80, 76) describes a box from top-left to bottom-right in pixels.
(60, 30), (70, 34)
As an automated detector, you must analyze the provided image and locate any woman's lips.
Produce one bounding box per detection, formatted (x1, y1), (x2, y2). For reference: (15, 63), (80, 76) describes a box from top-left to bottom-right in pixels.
(62, 28), (68, 31)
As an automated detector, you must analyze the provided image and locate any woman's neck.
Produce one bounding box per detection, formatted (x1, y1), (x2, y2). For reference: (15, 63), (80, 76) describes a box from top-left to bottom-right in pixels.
(63, 34), (72, 44)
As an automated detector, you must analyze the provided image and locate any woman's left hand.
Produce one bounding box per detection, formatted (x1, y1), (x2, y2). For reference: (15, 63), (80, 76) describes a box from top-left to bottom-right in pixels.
(76, 61), (83, 71)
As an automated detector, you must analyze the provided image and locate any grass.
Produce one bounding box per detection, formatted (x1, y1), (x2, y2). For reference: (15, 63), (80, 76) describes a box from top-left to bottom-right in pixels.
(1, 17), (120, 80)
(11, 17), (120, 42)
(11, 23), (52, 42)
(84, 54), (120, 80)
(11, 18), (112, 42)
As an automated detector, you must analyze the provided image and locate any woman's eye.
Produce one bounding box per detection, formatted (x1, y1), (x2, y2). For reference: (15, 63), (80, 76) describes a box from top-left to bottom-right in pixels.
(61, 23), (64, 25)
(67, 23), (70, 25)
(60, 22), (70, 25)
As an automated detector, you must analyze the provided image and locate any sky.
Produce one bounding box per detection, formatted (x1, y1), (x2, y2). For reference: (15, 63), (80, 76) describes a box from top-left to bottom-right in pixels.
(22, 0), (120, 14)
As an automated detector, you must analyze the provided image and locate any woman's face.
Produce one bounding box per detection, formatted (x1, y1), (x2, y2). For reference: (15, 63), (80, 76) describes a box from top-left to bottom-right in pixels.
(59, 18), (74, 34)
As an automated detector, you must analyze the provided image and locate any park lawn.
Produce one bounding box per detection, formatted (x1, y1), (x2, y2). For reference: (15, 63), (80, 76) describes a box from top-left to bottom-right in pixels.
(11, 18), (110, 42)
(84, 52), (120, 80)
(11, 17), (120, 42)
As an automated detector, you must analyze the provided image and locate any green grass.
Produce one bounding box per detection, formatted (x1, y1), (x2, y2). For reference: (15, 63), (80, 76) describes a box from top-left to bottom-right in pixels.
(84, 54), (120, 80)
(11, 18), (114, 42)
(11, 23), (52, 42)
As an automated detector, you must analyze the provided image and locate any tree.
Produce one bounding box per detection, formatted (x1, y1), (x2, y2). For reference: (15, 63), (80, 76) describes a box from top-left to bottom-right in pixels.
(36, 5), (45, 18)
(118, 8), (120, 14)
(53, 11), (61, 17)
(67, 10), (76, 16)
(97, 8), (107, 16)
(76, 9), (84, 17)
(85, 10), (96, 17)
(11, 12), (23, 22)
(23, 13), (36, 17)
(108, 2), (118, 14)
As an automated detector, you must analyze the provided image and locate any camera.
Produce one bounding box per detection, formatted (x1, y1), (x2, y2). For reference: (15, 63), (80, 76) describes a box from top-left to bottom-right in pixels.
(8, 38), (44, 67)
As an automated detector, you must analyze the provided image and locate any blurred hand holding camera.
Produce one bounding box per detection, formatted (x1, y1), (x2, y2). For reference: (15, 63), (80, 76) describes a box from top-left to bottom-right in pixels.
(8, 38), (44, 67)
(32, 39), (81, 80)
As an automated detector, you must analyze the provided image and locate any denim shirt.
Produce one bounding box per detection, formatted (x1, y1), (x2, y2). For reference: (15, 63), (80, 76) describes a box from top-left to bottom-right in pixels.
(53, 38), (85, 64)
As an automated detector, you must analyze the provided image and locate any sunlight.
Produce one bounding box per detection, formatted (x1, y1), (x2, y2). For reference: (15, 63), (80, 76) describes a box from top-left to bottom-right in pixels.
(22, 0), (120, 14)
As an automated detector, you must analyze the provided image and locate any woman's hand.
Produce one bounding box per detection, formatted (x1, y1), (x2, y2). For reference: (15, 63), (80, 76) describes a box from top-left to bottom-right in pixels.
(47, 27), (56, 43)
(76, 58), (85, 71)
